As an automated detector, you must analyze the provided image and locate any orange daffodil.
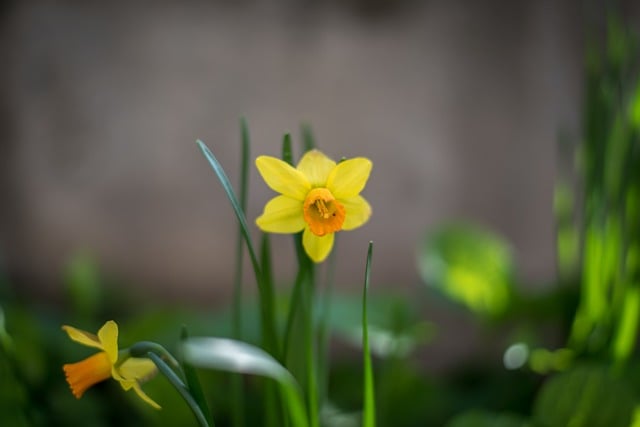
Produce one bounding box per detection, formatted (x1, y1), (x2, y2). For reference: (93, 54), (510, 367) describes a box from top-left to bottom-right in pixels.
(256, 149), (372, 262)
(62, 320), (160, 409)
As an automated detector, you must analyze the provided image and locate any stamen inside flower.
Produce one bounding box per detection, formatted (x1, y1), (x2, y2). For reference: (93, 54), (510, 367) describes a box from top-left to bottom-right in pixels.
(303, 188), (346, 236)
(63, 352), (112, 398)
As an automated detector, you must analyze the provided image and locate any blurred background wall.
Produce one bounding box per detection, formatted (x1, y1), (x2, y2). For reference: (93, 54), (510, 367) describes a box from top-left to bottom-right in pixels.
(1, 0), (638, 305)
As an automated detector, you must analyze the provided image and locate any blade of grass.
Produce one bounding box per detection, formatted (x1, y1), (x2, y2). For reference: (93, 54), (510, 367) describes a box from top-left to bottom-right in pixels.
(301, 265), (319, 427)
(234, 117), (251, 340)
(612, 286), (640, 366)
(282, 267), (306, 362)
(230, 118), (251, 427)
(362, 242), (376, 427)
(258, 232), (286, 427)
(196, 140), (278, 355)
(282, 133), (294, 165)
(196, 139), (261, 292)
(301, 124), (316, 152)
(260, 234), (275, 306)
(181, 327), (215, 427)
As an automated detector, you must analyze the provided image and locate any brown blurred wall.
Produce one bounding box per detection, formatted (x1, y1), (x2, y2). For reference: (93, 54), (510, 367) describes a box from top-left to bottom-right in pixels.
(1, 0), (638, 303)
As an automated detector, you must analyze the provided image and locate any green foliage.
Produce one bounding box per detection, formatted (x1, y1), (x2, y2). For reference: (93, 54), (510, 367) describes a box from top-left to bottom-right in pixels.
(4, 13), (640, 427)
(183, 337), (308, 427)
(417, 222), (514, 317)
(533, 365), (636, 427)
(446, 410), (532, 427)
(567, 15), (640, 365)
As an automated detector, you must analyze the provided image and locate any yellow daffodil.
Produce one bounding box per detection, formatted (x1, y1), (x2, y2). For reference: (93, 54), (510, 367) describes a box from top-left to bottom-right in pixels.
(62, 320), (160, 409)
(256, 149), (372, 262)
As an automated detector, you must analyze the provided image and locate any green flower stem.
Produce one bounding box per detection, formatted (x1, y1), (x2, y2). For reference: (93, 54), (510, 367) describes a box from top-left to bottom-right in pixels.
(362, 242), (376, 427)
(282, 233), (318, 427)
(317, 241), (337, 408)
(301, 265), (319, 427)
(231, 117), (251, 427)
(146, 351), (212, 427)
(282, 266), (307, 362)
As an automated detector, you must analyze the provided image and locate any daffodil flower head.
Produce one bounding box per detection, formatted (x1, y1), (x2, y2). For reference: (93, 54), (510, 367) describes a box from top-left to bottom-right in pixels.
(62, 320), (161, 409)
(256, 149), (372, 262)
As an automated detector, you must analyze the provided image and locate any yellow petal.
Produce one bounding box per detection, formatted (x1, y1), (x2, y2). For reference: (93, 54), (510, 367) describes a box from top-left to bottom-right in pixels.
(296, 150), (336, 187)
(256, 196), (306, 233)
(340, 195), (372, 230)
(114, 357), (161, 409)
(97, 321), (119, 364)
(256, 156), (311, 200)
(62, 325), (104, 352)
(131, 383), (162, 409)
(116, 357), (158, 383)
(326, 158), (372, 199)
(303, 227), (334, 263)
(115, 375), (162, 410)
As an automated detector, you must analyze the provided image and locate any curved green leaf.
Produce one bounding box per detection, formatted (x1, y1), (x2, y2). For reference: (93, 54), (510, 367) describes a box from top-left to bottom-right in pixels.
(182, 337), (308, 427)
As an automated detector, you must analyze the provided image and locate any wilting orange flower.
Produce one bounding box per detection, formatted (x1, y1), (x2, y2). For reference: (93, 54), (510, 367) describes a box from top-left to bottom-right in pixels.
(256, 149), (372, 262)
(62, 320), (160, 409)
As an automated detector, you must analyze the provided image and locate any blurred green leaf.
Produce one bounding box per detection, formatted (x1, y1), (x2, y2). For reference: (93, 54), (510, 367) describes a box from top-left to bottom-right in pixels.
(553, 182), (574, 220)
(328, 294), (435, 358)
(529, 348), (574, 374)
(65, 252), (102, 320)
(631, 81), (640, 128)
(612, 286), (640, 364)
(182, 337), (308, 427)
(417, 223), (515, 317)
(533, 365), (635, 427)
(630, 406), (640, 427)
(446, 410), (532, 427)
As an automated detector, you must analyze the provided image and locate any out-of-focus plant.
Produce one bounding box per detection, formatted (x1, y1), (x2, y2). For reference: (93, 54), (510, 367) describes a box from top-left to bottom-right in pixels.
(415, 14), (640, 427)
(566, 16), (640, 368)
(417, 222), (516, 318)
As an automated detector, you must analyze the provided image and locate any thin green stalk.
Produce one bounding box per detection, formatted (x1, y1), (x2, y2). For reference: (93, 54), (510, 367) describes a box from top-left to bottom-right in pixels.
(259, 233), (287, 427)
(147, 351), (212, 427)
(317, 238), (338, 408)
(302, 265), (319, 427)
(282, 249), (317, 427)
(231, 117), (250, 427)
(362, 242), (376, 427)
(232, 119), (250, 339)
(264, 381), (280, 427)
(181, 327), (215, 427)
(301, 124), (316, 152)
(282, 133), (294, 165)
(282, 266), (307, 362)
